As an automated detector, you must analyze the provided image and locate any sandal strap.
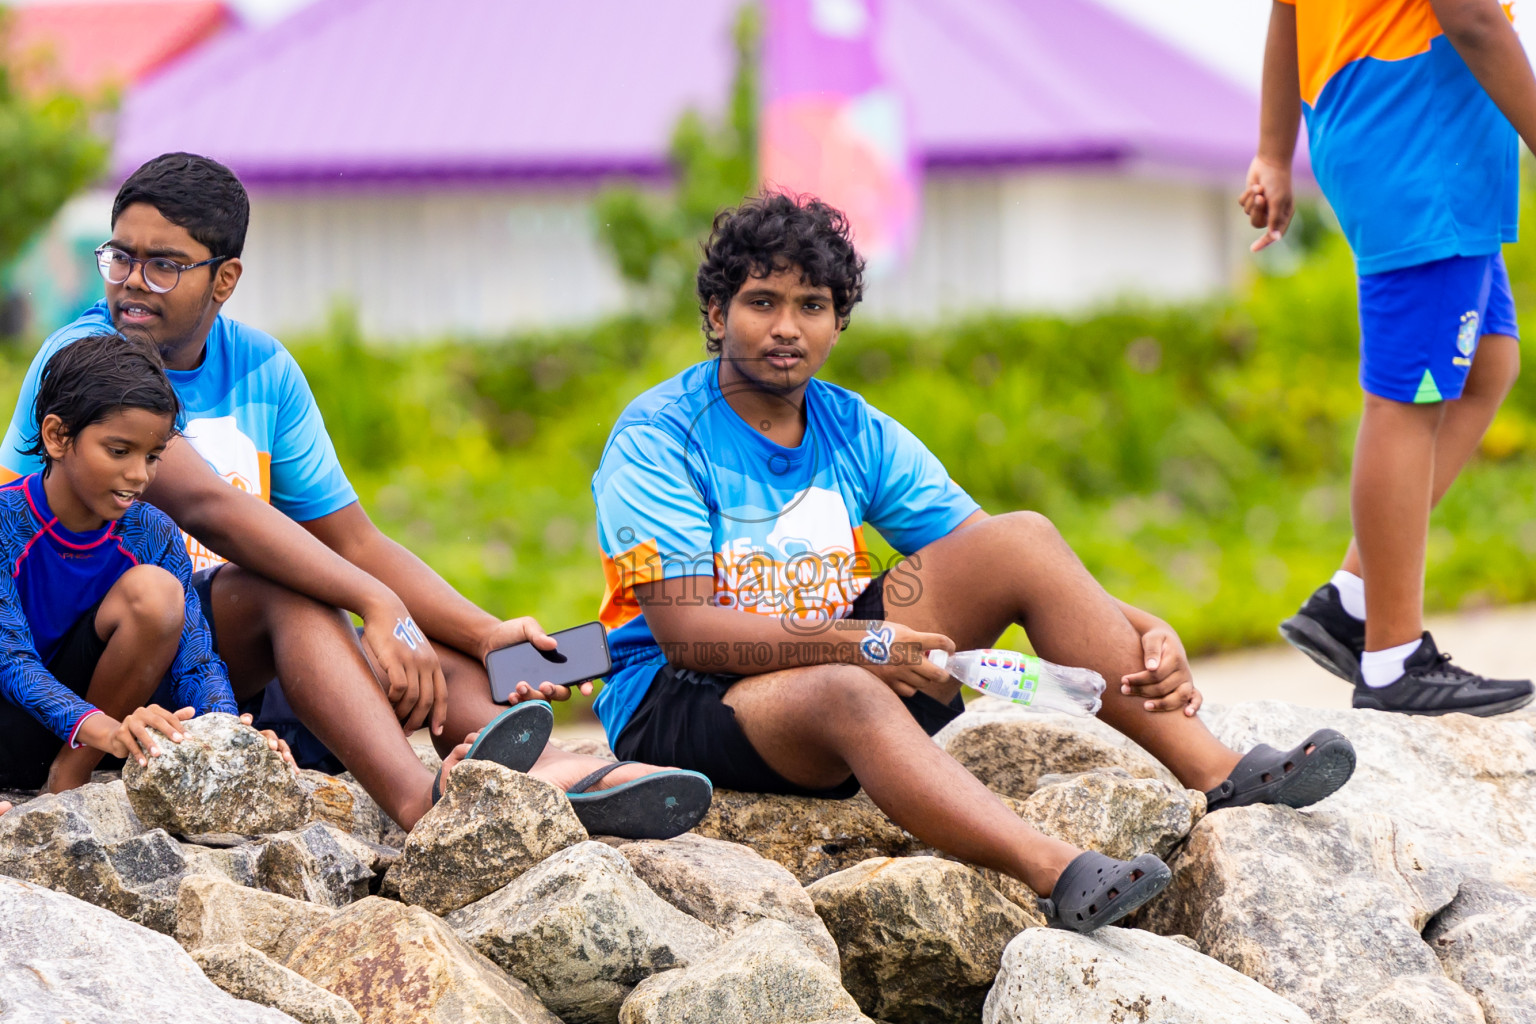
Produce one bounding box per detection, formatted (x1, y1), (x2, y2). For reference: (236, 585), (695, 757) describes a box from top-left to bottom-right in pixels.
(568, 760), (639, 795)
(430, 765), (445, 805)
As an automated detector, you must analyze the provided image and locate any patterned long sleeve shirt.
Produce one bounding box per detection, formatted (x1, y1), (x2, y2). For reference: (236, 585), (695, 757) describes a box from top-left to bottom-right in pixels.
(0, 473), (236, 745)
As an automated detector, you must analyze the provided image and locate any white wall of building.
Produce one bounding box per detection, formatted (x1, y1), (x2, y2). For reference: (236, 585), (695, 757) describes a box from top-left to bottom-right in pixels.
(28, 169), (1248, 342)
(861, 169), (1244, 322)
(224, 185), (632, 339)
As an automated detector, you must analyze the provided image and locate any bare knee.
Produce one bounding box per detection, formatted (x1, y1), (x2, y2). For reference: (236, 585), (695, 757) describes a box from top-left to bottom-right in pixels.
(217, 565), (352, 634)
(107, 565), (184, 637)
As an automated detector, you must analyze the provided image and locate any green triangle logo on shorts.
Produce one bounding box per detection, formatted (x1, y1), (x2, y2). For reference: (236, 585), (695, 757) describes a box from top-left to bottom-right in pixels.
(1414, 369), (1443, 404)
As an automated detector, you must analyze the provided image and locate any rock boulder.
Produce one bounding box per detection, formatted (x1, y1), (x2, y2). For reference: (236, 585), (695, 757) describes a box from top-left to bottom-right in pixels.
(1424, 878), (1536, 1024)
(693, 789), (919, 884)
(176, 874), (336, 963)
(193, 943), (363, 1024)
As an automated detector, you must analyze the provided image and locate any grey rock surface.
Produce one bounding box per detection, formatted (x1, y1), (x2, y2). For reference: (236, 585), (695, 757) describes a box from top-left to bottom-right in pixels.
(934, 699), (1178, 799)
(193, 943), (363, 1024)
(256, 822), (375, 907)
(1142, 805), (1482, 1023)
(397, 759), (587, 914)
(1424, 878), (1536, 1024)
(298, 770), (386, 841)
(176, 874), (337, 963)
(449, 840), (720, 1024)
(1019, 768), (1204, 861)
(124, 713), (312, 835)
(0, 874), (299, 1023)
(983, 926), (1315, 1024)
(612, 832), (840, 969)
(619, 919), (873, 1024)
(287, 896), (562, 1024)
(0, 787), (187, 933)
(693, 789), (920, 884)
(808, 856), (1033, 1024)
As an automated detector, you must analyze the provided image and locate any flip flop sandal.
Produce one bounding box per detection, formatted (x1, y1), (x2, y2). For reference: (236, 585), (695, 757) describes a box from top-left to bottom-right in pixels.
(1037, 851), (1172, 933)
(1205, 727), (1356, 812)
(465, 700), (555, 773)
(565, 761), (714, 840)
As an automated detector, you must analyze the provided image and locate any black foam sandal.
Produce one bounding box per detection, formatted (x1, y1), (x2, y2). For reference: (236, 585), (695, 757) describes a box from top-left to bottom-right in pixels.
(1038, 851), (1172, 933)
(1205, 728), (1356, 812)
(565, 761), (714, 840)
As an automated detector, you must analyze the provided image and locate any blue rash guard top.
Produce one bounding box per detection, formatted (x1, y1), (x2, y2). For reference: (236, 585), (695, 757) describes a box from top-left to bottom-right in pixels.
(0, 473), (237, 746)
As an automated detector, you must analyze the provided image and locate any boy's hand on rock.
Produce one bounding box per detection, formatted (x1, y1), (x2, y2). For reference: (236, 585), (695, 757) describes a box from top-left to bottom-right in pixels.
(105, 704), (193, 765)
(1121, 626), (1201, 716)
(238, 713), (298, 770)
(360, 602), (448, 736)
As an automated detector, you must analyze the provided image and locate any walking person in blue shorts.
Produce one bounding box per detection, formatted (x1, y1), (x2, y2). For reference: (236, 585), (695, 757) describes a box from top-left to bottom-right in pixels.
(1250, 0), (1536, 714)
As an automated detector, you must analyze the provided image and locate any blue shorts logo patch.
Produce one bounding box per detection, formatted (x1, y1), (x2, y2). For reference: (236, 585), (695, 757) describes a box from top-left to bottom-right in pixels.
(1457, 311), (1480, 358)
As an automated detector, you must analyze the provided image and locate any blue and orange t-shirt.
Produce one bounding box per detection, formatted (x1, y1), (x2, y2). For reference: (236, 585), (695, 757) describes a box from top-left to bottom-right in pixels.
(591, 360), (979, 743)
(1284, 0), (1520, 273)
(0, 302), (358, 567)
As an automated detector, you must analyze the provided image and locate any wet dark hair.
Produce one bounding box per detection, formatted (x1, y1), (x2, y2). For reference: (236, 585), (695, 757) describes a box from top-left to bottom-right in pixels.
(112, 152), (249, 260)
(24, 334), (181, 474)
(696, 192), (866, 353)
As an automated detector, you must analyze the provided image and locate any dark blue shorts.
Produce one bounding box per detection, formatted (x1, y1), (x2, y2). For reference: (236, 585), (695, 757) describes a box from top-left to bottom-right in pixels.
(1358, 252), (1519, 404)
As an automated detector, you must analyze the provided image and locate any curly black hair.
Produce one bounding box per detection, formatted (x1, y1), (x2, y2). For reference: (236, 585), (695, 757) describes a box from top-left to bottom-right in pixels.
(24, 334), (182, 475)
(696, 192), (866, 352)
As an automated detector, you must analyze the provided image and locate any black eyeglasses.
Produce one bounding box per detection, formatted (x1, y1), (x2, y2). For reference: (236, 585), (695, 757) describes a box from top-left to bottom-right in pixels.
(95, 245), (228, 294)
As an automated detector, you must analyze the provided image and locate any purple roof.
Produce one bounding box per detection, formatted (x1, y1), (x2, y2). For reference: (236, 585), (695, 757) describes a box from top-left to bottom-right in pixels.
(115, 0), (1270, 186)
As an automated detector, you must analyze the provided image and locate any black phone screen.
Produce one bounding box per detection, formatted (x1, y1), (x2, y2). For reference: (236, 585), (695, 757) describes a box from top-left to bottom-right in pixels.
(485, 621), (611, 703)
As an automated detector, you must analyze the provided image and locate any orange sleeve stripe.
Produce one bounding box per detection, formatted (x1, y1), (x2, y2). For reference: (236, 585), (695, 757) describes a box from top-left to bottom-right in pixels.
(0, 467), (18, 485)
(597, 538), (660, 631)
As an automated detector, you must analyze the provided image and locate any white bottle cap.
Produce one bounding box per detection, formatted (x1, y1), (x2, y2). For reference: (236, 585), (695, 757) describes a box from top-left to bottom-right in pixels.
(926, 649), (949, 671)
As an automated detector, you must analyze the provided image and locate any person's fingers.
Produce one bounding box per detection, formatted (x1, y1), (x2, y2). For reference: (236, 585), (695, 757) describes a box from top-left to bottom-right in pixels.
(239, 713), (253, 725)
(1140, 632), (1164, 674)
(1185, 687), (1204, 716)
(124, 720), (157, 762)
(1144, 681), (1196, 712)
(913, 631), (955, 655)
(429, 666), (448, 736)
(1127, 675), (1183, 699)
(146, 709), (186, 742)
(544, 683), (573, 702)
(523, 619), (558, 651)
(1120, 668), (1154, 691)
(577, 680), (595, 697)
(1250, 229), (1283, 252)
(175, 706), (196, 721)
(401, 677), (432, 733)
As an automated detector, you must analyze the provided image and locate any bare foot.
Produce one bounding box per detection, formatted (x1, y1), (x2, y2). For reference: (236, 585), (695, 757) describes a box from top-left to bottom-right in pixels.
(527, 745), (667, 792)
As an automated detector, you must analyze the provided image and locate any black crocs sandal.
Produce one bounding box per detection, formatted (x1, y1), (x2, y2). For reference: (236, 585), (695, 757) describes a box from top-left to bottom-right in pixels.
(565, 761), (714, 840)
(1037, 851), (1172, 933)
(1205, 728), (1356, 812)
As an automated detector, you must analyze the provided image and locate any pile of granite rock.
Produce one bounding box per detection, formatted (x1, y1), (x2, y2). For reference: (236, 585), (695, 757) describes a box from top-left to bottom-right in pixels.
(1, 698), (1532, 1024)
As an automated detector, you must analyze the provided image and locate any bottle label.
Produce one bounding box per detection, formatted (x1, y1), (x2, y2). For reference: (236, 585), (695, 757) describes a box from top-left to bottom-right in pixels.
(972, 650), (1041, 705)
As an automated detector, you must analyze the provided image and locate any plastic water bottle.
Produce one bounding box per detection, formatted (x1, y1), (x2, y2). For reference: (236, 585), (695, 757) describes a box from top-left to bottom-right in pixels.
(928, 648), (1104, 716)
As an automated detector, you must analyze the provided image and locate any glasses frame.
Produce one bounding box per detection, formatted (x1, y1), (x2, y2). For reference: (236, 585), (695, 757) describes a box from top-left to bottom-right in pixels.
(94, 244), (229, 295)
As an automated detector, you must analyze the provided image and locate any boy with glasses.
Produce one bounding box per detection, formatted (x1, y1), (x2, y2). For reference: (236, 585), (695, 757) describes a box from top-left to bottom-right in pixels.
(0, 153), (711, 836)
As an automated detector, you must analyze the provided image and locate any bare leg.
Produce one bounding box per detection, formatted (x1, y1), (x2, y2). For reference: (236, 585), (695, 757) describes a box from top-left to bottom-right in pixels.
(724, 662), (1081, 894)
(1349, 399), (1445, 650)
(206, 565), (441, 830)
(883, 511), (1241, 791)
(435, 644), (672, 790)
(1341, 335), (1519, 579)
(45, 565), (186, 793)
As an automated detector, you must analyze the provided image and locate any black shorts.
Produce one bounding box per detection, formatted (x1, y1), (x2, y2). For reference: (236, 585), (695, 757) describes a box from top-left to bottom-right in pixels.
(0, 599), (111, 789)
(613, 573), (964, 800)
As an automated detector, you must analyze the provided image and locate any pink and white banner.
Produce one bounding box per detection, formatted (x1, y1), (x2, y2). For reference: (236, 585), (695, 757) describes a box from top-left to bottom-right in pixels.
(761, 0), (921, 276)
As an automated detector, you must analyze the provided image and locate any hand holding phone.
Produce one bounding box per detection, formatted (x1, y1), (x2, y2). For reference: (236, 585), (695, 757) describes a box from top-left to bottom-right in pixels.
(485, 621), (611, 705)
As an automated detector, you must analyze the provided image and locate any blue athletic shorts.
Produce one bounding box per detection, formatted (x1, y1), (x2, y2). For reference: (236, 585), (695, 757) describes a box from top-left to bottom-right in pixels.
(1357, 252), (1519, 404)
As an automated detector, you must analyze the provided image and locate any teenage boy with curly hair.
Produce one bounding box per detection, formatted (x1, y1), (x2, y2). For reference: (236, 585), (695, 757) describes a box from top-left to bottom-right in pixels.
(590, 192), (1359, 932)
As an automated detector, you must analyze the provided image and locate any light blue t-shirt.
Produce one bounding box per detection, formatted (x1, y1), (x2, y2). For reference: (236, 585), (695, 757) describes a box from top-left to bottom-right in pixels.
(591, 359), (979, 744)
(1, 301), (357, 568)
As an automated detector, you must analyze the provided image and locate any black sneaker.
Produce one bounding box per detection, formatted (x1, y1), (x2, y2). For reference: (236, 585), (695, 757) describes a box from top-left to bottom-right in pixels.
(1353, 632), (1535, 716)
(1280, 583), (1366, 681)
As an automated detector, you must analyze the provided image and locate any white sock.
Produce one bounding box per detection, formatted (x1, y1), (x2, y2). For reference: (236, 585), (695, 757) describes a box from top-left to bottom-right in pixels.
(1360, 638), (1422, 688)
(1330, 570), (1366, 621)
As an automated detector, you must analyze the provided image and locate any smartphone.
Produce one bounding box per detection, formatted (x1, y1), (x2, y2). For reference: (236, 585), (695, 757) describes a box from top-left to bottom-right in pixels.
(486, 621), (611, 704)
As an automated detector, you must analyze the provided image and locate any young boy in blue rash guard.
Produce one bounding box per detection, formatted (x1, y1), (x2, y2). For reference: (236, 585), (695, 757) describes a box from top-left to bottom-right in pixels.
(0, 333), (291, 793)
(1250, 0), (1536, 714)
(592, 193), (1358, 933)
